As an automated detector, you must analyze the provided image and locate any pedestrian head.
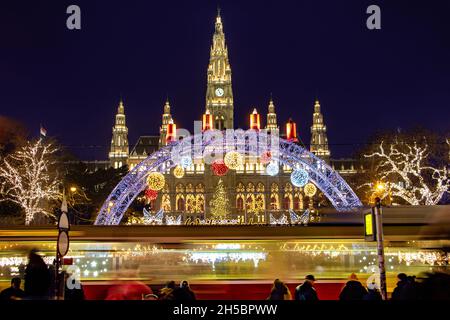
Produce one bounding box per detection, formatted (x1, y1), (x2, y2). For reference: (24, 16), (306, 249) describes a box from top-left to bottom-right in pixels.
(397, 273), (407, 282)
(273, 279), (283, 290)
(180, 280), (189, 288)
(166, 280), (176, 289)
(11, 277), (21, 289)
(305, 275), (316, 283)
(349, 273), (358, 281)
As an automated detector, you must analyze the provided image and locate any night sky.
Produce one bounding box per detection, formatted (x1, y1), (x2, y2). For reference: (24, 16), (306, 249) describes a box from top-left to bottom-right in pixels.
(0, 0), (449, 160)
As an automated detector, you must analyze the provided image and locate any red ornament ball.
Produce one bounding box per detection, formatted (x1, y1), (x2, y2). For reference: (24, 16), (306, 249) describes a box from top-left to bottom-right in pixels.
(144, 189), (158, 201)
(260, 151), (272, 164)
(211, 159), (229, 176)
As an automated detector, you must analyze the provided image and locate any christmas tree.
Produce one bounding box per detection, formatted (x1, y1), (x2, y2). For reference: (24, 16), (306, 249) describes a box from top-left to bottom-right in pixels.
(210, 179), (231, 219)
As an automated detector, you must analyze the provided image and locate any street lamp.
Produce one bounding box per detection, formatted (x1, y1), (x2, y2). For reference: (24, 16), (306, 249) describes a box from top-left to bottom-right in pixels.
(375, 182), (385, 192)
(70, 186), (77, 193)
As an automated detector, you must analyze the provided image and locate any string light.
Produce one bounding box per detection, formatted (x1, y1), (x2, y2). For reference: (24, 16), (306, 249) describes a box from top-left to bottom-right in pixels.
(0, 138), (60, 225)
(224, 151), (243, 170)
(291, 168), (309, 187)
(146, 172), (165, 191)
(210, 179), (230, 218)
(173, 165), (185, 178)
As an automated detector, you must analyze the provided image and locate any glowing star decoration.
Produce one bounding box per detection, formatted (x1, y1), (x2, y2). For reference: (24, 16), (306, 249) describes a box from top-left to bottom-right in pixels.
(144, 189), (158, 201)
(211, 160), (228, 176)
(224, 151), (244, 170)
(173, 165), (185, 179)
(304, 183), (317, 197)
(266, 162), (279, 176)
(260, 151), (272, 164)
(291, 168), (309, 187)
(146, 172), (165, 191)
(180, 156), (193, 169)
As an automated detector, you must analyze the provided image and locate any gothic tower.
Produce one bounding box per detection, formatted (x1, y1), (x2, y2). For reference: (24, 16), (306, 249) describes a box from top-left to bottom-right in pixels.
(205, 9), (234, 130)
(159, 98), (173, 147)
(266, 96), (278, 134)
(310, 99), (331, 162)
(109, 99), (129, 168)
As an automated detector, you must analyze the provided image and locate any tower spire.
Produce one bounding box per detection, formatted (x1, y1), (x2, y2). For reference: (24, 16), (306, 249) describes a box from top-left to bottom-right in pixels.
(109, 99), (129, 168)
(310, 99), (330, 162)
(206, 8), (234, 130)
(160, 99), (174, 147)
(266, 95), (278, 133)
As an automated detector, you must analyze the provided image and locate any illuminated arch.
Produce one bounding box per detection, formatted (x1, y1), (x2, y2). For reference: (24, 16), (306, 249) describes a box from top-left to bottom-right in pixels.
(95, 132), (362, 225)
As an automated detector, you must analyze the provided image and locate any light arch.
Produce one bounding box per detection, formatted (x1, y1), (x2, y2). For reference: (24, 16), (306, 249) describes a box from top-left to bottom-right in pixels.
(95, 132), (362, 225)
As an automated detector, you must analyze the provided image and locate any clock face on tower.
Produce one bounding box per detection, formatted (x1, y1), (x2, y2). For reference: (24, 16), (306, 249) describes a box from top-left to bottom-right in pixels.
(215, 87), (224, 97)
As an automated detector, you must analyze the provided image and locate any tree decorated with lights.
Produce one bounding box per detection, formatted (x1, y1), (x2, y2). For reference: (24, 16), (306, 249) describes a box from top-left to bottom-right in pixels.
(0, 138), (61, 225)
(363, 131), (449, 205)
(209, 179), (231, 219)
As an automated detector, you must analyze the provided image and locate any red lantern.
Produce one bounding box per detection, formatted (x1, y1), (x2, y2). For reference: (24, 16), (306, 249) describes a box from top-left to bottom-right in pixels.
(211, 159), (229, 176)
(250, 108), (261, 131)
(202, 109), (213, 131)
(260, 151), (272, 164)
(286, 118), (298, 142)
(144, 189), (158, 201)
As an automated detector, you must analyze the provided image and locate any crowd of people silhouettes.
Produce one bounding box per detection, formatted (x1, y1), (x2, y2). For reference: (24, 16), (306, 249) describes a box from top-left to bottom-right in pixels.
(1, 249), (449, 300)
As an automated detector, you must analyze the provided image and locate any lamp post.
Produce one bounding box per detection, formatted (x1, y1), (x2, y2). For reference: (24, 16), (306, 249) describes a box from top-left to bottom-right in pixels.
(55, 192), (70, 299)
(373, 197), (387, 300)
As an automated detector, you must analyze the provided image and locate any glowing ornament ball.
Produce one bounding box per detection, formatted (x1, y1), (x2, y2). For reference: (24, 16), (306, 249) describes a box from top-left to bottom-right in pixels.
(224, 151), (244, 170)
(260, 151), (272, 164)
(144, 189), (158, 201)
(147, 172), (165, 191)
(266, 162), (279, 176)
(304, 183), (317, 197)
(211, 159), (229, 176)
(291, 168), (309, 187)
(180, 156), (193, 169)
(173, 165), (185, 179)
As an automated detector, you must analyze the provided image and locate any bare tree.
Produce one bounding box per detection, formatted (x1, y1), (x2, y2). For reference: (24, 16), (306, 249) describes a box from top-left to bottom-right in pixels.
(364, 140), (449, 205)
(0, 138), (61, 224)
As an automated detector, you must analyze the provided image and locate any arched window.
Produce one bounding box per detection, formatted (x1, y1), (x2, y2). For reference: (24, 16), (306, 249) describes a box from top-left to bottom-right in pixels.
(255, 195), (265, 213)
(195, 194), (205, 212)
(283, 196), (292, 210)
(162, 194), (171, 212)
(270, 196), (278, 210)
(177, 197), (185, 212)
(246, 195), (254, 211)
(236, 196), (244, 211)
(186, 194), (195, 213)
(293, 195), (301, 210)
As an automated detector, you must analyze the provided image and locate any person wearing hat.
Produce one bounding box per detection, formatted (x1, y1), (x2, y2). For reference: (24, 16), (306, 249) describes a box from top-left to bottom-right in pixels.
(295, 275), (319, 301)
(339, 273), (368, 301)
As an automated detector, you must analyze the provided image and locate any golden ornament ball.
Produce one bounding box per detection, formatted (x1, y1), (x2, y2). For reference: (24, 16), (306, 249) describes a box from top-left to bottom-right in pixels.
(173, 165), (185, 179)
(304, 182), (317, 197)
(147, 172), (165, 191)
(224, 151), (244, 170)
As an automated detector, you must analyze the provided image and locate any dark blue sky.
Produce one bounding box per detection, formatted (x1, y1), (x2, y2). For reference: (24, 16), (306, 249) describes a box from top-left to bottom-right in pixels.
(0, 0), (449, 159)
